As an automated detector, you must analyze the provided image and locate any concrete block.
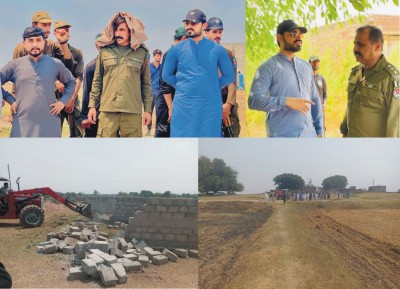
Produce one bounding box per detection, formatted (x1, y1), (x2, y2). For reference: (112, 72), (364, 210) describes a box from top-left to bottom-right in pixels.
(70, 232), (82, 240)
(74, 255), (82, 265)
(38, 241), (51, 246)
(47, 232), (55, 241)
(163, 248), (178, 262)
(136, 240), (148, 251)
(130, 237), (139, 245)
(88, 224), (98, 231)
(107, 225), (114, 229)
(121, 260), (142, 273)
(74, 241), (86, 259)
(122, 254), (138, 261)
(44, 243), (58, 254)
(111, 263), (127, 284)
(138, 255), (149, 268)
(49, 238), (59, 244)
(110, 248), (125, 258)
(64, 237), (79, 246)
(126, 249), (137, 254)
(67, 267), (87, 281)
(171, 248), (188, 258)
(99, 232), (109, 238)
(152, 255), (169, 265)
(70, 226), (81, 232)
(127, 242), (134, 249)
(93, 241), (108, 253)
(96, 235), (108, 242)
(36, 246), (44, 253)
(89, 249), (117, 266)
(87, 253), (105, 265)
(81, 259), (97, 275)
(57, 240), (67, 251)
(98, 264), (118, 287)
(188, 250), (199, 259)
(62, 246), (75, 255)
(77, 222), (85, 231)
(118, 238), (128, 251)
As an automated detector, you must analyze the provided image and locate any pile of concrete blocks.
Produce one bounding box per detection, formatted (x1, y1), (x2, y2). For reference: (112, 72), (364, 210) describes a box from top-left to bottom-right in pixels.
(36, 222), (198, 286)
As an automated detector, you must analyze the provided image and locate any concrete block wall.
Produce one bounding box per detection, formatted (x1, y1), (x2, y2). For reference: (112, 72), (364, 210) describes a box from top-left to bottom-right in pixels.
(125, 198), (198, 249)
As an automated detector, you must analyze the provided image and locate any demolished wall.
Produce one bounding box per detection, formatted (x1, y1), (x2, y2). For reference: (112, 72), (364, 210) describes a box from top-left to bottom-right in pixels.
(125, 198), (198, 249)
(81, 196), (198, 249)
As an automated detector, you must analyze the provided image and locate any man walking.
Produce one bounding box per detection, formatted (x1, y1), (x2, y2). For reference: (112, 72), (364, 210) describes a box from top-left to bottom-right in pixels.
(340, 25), (399, 137)
(205, 17), (241, 137)
(87, 12), (152, 137)
(162, 9), (235, 137)
(54, 20), (84, 137)
(0, 27), (75, 137)
(147, 49), (163, 135)
(248, 20), (323, 137)
(155, 27), (186, 137)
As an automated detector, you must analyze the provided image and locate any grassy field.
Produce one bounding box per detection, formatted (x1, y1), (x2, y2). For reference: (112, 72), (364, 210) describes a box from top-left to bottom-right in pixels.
(199, 192), (400, 289)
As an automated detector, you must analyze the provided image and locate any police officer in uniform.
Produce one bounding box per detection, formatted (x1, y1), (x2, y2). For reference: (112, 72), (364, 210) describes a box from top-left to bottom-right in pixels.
(205, 17), (241, 137)
(340, 25), (400, 137)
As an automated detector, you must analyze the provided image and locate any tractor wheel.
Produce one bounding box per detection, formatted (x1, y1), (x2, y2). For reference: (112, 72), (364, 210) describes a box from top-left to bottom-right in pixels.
(19, 205), (45, 228)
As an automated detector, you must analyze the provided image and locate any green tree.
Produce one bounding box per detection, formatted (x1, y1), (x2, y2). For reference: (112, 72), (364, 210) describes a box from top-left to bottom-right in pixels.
(93, 190), (100, 195)
(163, 191), (172, 198)
(273, 173), (305, 190)
(118, 191), (128, 196)
(198, 156), (244, 193)
(322, 175), (348, 190)
(140, 190), (154, 197)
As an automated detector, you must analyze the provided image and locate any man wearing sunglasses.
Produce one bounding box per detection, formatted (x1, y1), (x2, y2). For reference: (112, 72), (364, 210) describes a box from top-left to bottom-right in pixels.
(248, 20), (323, 137)
(162, 9), (235, 137)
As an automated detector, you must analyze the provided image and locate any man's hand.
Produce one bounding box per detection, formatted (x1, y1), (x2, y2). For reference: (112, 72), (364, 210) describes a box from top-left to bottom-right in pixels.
(322, 103), (326, 112)
(142, 112), (152, 126)
(82, 119), (92, 129)
(55, 81), (65, 93)
(168, 108), (172, 123)
(87, 108), (97, 123)
(1, 100), (4, 107)
(50, 101), (65, 115)
(54, 29), (70, 44)
(64, 98), (75, 113)
(285, 98), (315, 115)
(222, 103), (232, 120)
(10, 103), (16, 114)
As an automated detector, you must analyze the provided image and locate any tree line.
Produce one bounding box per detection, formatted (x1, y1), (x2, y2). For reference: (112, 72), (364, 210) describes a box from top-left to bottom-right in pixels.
(273, 173), (348, 191)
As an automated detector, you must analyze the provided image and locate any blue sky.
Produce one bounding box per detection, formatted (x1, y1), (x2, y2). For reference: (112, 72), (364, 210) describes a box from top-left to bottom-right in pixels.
(199, 139), (400, 193)
(0, 0), (245, 67)
(0, 139), (198, 194)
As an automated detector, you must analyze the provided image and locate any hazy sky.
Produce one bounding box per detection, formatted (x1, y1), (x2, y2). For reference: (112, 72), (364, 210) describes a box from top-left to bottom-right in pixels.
(0, 139), (198, 194)
(199, 139), (400, 193)
(0, 0), (245, 67)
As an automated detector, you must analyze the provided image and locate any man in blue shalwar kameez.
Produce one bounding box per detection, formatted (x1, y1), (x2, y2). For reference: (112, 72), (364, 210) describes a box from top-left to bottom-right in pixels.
(0, 27), (75, 137)
(162, 9), (235, 137)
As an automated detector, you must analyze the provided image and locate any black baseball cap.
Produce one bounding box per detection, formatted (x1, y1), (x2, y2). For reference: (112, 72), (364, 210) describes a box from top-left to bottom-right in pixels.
(277, 20), (307, 35)
(183, 9), (207, 24)
(206, 17), (224, 30)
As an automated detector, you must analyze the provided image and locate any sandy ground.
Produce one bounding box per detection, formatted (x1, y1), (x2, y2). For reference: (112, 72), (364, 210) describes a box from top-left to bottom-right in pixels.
(0, 201), (198, 288)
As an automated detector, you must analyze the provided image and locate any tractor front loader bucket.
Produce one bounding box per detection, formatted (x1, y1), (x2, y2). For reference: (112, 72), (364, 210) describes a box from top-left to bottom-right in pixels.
(65, 199), (93, 219)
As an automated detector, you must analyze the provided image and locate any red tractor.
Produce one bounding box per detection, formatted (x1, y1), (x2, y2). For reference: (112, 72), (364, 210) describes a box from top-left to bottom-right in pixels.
(0, 177), (92, 227)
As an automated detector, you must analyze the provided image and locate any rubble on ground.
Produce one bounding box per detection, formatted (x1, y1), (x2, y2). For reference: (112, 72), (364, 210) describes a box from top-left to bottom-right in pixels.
(36, 220), (197, 286)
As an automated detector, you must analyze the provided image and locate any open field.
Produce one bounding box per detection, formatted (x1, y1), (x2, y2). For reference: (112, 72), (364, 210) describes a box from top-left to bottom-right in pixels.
(0, 201), (198, 288)
(199, 192), (400, 289)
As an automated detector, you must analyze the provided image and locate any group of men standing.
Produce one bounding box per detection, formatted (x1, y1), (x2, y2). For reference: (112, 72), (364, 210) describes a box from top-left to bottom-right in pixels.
(249, 19), (399, 137)
(0, 9), (241, 138)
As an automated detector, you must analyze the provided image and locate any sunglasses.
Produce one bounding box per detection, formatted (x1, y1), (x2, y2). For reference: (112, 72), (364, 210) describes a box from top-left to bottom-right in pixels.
(184, 20), (200, 26)
(287, 31), (304, 39)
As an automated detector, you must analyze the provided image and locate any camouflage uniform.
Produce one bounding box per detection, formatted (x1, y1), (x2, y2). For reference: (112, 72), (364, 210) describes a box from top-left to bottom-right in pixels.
(340, 55), (400, 137)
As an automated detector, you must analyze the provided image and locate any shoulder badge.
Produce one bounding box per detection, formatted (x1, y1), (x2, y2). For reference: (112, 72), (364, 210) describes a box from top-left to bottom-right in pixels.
(394, 75), (400, 99)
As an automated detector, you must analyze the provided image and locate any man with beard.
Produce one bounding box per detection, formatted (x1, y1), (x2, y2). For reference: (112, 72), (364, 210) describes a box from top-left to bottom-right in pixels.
(87, 13), (152, 137)
(54, 20), (84, 137)
(248, 20), (323, 137)
(0, 27), (75, 137)
(340, 25), (399, 137)
(147, 49), (163, 135)
(155, 27), (186, 137)
(162, 9), (235, 137)
(13, 11), (73, 70)
(205, 17), (241, 137)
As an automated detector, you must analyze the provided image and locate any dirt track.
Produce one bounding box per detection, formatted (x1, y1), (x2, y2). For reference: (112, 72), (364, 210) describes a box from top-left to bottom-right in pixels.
(304, 212), (400, 289)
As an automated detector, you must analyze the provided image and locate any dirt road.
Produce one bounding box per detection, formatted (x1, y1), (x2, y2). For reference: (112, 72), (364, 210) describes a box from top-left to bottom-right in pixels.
(0, 201), (198, 288)
(199, 193), (400, 289)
